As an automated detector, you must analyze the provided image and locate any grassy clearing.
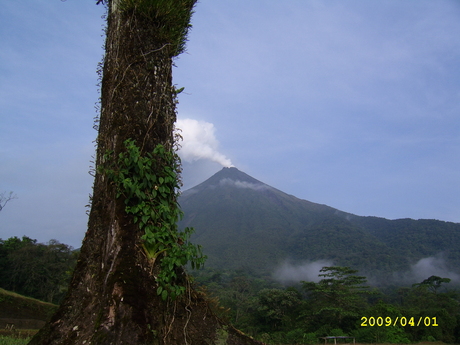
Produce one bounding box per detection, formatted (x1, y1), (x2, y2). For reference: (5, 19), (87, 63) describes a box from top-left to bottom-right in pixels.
(0, 288), (56, 337)
(0, 288), (57, 320)
(0, 336), (31, 345)
(0, 330), (36, 338)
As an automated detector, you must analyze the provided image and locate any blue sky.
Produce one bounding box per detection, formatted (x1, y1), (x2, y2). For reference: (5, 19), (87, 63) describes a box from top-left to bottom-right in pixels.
(1, 1), (459, 248)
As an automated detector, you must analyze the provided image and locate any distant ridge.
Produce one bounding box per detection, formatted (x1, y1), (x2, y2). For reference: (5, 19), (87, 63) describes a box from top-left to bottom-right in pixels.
(179, 167), (460, 280)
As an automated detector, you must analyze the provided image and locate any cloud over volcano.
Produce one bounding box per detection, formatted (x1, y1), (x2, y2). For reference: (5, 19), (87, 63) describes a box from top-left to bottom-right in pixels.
(176, 118), (233, 167)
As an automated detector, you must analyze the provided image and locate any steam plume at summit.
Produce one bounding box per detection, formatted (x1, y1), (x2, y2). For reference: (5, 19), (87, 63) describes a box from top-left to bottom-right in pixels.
(176, 118), (234, 167)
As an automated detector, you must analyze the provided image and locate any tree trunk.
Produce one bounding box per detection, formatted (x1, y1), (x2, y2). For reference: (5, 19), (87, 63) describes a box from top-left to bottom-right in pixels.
(29, 1), (264, 344)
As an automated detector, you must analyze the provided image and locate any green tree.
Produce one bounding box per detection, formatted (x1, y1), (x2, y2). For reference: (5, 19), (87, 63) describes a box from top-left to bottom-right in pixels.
(0, 236), (36, 291)
(9, 240), (76, 303)
(0, 237), (76, 304)
(302, 266), (374, 332)
(355, 301), (410, 344)
(29, 1), (261, 344)
(255, 288), (304, 332)
(412, 275), (451, 294)
(400, 276), (459, 343)
(224, 276), (253, 324)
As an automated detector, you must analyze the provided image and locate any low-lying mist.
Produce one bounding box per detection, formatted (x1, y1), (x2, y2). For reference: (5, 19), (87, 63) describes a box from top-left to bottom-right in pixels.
(273, 259), (334, 284)
(396, 254), (460, 285)
(273, 254), (460, 287)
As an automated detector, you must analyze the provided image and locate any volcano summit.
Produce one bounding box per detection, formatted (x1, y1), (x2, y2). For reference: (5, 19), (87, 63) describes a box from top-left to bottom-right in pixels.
(179, 167), (460, 282)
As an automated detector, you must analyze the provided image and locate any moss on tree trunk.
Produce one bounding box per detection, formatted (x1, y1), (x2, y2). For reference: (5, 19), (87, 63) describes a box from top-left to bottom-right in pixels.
(28, 1), (264, 344)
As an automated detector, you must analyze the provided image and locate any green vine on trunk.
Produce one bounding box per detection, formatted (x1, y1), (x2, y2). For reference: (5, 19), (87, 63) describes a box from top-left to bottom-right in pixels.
(100, 139), (206, 300)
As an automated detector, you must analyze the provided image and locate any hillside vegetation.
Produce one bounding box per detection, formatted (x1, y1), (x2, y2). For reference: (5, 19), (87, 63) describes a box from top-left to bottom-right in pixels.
(0, 288), (57, 330)
(179, 167), (460, 281)
(2, 168), (460, 343)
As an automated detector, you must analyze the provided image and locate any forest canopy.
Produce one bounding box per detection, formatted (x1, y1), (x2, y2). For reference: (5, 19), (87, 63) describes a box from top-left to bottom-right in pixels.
(3, 235), (460, 343)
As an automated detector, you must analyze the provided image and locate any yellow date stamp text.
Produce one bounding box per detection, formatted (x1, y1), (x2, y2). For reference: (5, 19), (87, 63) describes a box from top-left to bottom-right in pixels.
(361, 316), (438, 327)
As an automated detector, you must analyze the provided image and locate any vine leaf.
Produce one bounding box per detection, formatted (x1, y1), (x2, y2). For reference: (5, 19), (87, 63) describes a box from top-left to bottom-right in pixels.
(100, 139), (206, 300)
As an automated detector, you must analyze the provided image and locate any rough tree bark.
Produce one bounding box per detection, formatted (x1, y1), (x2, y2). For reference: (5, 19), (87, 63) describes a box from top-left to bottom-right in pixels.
(29, 1), (264, 344)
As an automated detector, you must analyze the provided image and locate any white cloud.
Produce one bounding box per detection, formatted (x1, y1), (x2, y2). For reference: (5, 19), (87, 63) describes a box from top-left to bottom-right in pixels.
(409, 255), (460, 284)
(175, 118), (233, 167)
(386, 254), (460, 286)
(273, 260), (334, 284)
(218, 178), (270, 191)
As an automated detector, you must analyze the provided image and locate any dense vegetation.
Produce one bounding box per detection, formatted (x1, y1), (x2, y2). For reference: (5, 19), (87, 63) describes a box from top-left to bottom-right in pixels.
(1, 235), (460, 343)
(2, 171), (459, 343)
(192, 266), (460, 344)
(0, 236), (77, 304)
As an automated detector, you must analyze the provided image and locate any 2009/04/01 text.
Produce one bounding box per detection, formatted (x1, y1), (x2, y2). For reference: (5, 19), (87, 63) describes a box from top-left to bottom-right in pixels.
(361, 316), (438, 327)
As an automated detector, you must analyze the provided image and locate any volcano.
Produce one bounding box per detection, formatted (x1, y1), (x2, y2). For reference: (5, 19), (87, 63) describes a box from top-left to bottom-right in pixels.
(178, 167), (460, 279)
